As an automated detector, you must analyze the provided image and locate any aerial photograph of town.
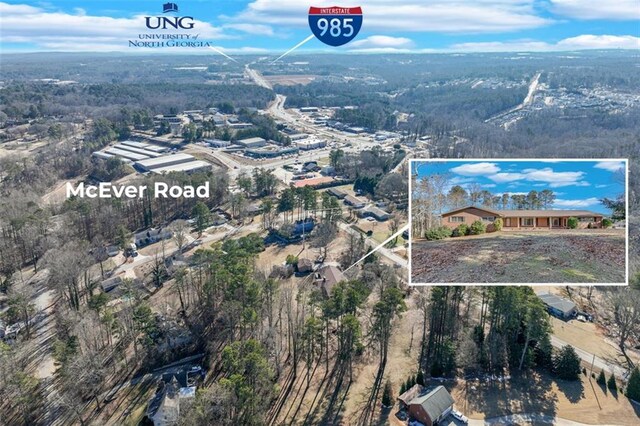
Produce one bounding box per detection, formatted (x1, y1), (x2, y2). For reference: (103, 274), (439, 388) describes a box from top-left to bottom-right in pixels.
(0, 1), (639, 426)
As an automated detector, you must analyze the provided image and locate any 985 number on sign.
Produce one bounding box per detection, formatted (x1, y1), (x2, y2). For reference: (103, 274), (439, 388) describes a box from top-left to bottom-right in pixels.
(309, 6), (362, 47)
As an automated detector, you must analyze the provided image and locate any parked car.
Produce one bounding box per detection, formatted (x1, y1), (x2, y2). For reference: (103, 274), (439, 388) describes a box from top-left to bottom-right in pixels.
(451, 409), (469, 424)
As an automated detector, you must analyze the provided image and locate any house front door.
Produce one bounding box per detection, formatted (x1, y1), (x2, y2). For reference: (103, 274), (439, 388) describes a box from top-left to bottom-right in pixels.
(552, 218), (560, 228)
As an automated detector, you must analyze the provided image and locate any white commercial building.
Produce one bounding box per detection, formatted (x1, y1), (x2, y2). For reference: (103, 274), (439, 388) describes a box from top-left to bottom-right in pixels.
(134, 153), (196, 172)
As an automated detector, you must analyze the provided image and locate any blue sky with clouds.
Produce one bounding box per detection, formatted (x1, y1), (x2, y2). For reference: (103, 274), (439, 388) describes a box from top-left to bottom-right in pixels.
(1, 1), (639, 53)
(412, 160), (626, 214)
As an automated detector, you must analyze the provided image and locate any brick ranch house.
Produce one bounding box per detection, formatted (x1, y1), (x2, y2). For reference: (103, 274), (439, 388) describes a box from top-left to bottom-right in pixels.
(441, 206), (604, 230)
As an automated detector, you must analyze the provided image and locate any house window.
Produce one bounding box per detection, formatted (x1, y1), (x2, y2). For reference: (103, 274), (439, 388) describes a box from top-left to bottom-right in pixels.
(579, 217), (595, 222)
(482, 216), (495, 222)
(449, 216), (464, 223)
(522, 218), (534, 227)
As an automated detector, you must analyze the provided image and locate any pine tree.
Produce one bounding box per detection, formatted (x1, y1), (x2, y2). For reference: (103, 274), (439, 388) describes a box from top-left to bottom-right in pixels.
(626, 367), (640, 402)
(416, 369), (425, 386)
(553, 345), (582, 381)
(607, 374), (617, 392)
(381, 380), (393, 407)
(597, 370), (606, 386)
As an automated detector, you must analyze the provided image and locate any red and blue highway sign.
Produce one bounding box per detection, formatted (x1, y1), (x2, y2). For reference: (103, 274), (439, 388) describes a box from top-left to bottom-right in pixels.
(308, 6), (363, 47)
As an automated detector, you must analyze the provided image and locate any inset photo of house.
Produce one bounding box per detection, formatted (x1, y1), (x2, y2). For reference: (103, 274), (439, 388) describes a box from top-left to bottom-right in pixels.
(410, 159), (628, 285)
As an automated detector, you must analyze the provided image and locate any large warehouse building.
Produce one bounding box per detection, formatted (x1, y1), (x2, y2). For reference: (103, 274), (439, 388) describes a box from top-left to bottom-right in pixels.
(134, 153), (212, 174)
(94, 141), (170, 162)
(236, 137), (267, 148)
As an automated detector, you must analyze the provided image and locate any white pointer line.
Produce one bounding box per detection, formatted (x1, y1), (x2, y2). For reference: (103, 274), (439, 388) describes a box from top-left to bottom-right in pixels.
(344, 224), (409, 273)
(208, 46), (238, 63)
(271, 34), (315, 64)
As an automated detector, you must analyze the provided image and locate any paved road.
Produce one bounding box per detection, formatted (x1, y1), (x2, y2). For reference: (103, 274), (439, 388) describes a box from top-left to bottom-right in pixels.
(467, 413), (622, 426)
(337, 221), (408, 269)
(550, 335), (628, 380)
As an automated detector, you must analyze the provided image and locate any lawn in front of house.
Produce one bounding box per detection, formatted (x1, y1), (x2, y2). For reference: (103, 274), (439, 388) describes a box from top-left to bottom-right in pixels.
(411, 229), (625, 284)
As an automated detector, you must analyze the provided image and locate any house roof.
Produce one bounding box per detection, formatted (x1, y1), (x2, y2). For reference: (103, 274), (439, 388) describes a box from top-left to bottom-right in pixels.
(441, 205), (501, 217)
(364, 206), (391, 218)
(344, 195), (365, 205)
(327, 188), (347, 196)
(398, 384), (423, 406)
(442, 205), (603, 218)
(409, 386), (454, 421)
(315, 265), (346, 295)
(537, 293), (576, 314)
(498, 209), (602, 218)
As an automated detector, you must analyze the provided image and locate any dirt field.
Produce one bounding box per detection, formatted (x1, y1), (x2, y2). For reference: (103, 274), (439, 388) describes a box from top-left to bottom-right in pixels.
(263, 75), (318, 86)
(411, 230), (625, 284)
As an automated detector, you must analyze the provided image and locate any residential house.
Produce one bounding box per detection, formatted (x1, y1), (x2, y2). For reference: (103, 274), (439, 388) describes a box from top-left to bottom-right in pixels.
(537, 293), (577, 319)
(297, 258), (314, 274)
(313, 265), (346, 297)
(145, 372), (198, 426)
(407, 386), (455, 426)
(398, 384), (424, 409)
(135, 228), (173, 247)
(441, 206), (604, 230)
(358, 206), (392, 222)
(326, 188), (347, 199)
(344, 195), (366, 209)
(293, 218), (315, 235)
(101, 275), (124, 293)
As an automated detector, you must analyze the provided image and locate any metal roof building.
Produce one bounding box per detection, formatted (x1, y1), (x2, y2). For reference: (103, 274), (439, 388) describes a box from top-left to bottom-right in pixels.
(150, 160), (212, 175)
(114, 144), (163, 158)
(92, 151), (114, 160)
(134, 153), (195, 172)
(537, 293), (577, 319)
(236, 137), (267, 148)
(120, 140), (169, 153)
(104, 147), (150, 161)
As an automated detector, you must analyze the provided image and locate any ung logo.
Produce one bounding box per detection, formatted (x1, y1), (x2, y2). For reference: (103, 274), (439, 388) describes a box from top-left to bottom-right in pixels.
(163, 2), (179, 13)
(145, 3), (194, 30)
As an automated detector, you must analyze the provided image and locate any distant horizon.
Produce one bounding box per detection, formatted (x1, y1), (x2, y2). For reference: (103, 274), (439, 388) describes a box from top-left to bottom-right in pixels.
(1, 48), (638, 56)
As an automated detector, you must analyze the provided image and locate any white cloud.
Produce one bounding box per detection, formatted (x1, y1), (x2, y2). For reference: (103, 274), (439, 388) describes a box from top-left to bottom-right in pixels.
(553, 197), (601, 208)
(449, 176), (479, 185)
(223, 23), (274, 36)
(550, 0), (640, 20)
(489, 172), (525, 183)
(450, 162), (501, 176)
(0, 2), (229, 52)
(449, 35), (640, 52)
(229, 0), (552, 33)
(594, 161), (626, 172)
(350, 35), (414, 49)
(558, 35), (640, 50)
